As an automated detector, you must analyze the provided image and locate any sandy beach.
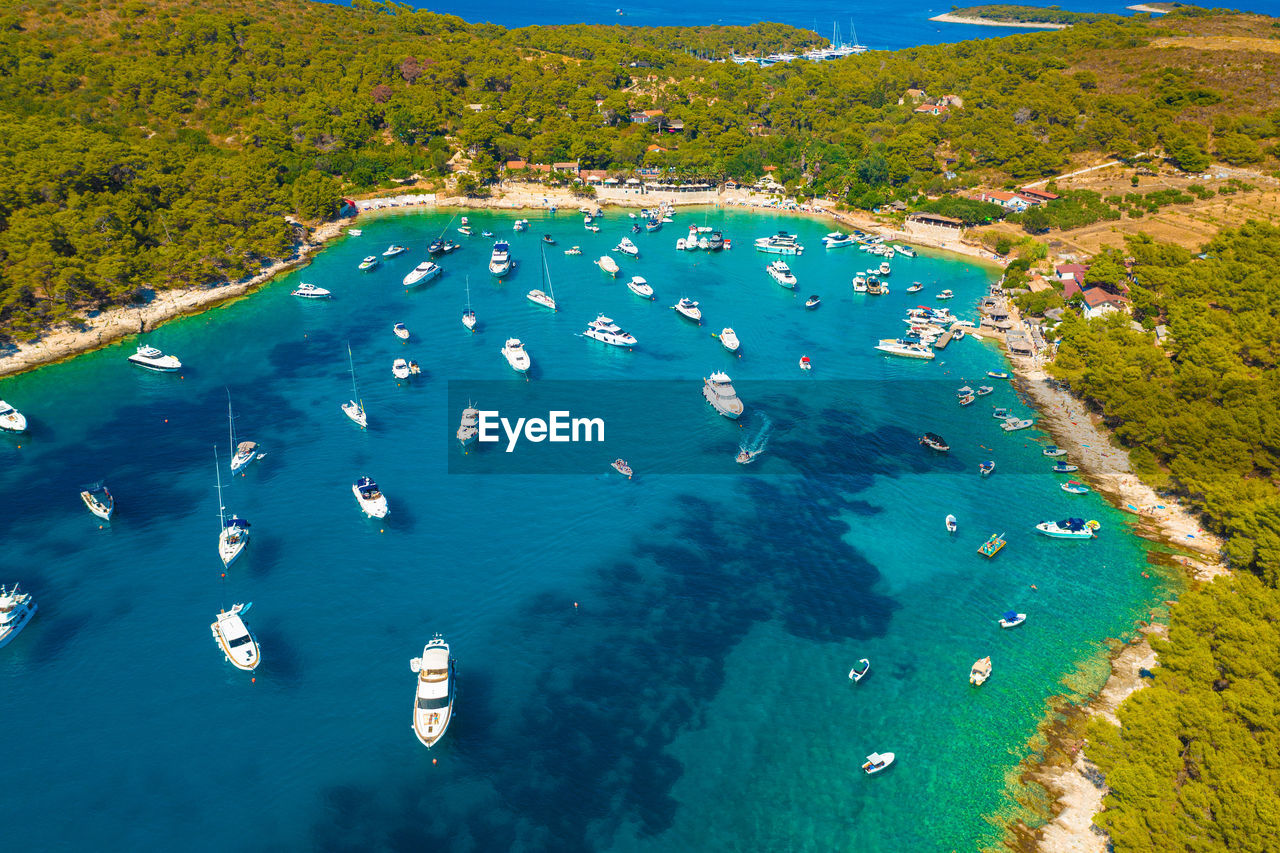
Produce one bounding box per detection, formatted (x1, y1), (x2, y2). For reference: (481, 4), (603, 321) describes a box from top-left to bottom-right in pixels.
(928, 13), (1070, 29)
(1126, 4), (1171, 13)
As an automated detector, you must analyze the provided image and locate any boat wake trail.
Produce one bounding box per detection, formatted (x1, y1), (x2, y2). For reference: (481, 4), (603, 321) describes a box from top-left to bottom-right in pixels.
(739, 413), (774, 458)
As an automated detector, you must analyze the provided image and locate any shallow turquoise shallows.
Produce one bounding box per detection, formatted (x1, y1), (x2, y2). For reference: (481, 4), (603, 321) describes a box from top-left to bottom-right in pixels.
(0, 208), (1168, 852)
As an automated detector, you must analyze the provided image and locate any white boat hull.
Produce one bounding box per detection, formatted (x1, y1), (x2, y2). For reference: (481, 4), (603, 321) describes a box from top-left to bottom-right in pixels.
(353, 484), (389, 518)
(342, 401), (367, 428)
(0, 602), (36, 649)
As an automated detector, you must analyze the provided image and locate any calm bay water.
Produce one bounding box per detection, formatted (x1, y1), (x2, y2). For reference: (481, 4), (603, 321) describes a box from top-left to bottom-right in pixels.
(0, 208), (1170, 851)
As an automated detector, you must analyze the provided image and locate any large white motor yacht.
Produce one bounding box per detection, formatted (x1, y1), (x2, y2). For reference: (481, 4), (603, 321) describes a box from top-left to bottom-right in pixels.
(211, 603), (259, 671)
(615, 237), (640, 257)
(410, 635), (455, 748)
(754, 231), (804, 255)
(352, 476), (389, 518)
(128, 344), (182, 372)
(673, 298), (702, 324)
(403, 261), (443, 287)
(703, 372), (745, 419)
(597, 255), (620, 277)
(627, 276), (654, 299)
(457, 406), (479, 446)
(874, 338), (936, 359)
(0, 584), (36, 649)
(0, 400), (27, 432)
(502, 338), (531, 373)
(292, 282), (332, 299)
(767, 260), (797, 288)
(719, 328), (740, 353)
(488, 241), (512, 277)
(583, 315), (638, 348)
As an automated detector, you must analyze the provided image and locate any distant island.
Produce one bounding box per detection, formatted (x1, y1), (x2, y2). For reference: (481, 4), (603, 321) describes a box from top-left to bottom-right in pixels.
(931, 4), (1108, 28)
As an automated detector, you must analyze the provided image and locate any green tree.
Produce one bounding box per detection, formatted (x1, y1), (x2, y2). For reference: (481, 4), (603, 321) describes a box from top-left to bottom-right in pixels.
(292, 170), (342, 221)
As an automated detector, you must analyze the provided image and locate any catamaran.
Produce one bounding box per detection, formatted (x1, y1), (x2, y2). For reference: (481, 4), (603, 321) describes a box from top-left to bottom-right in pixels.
(341, 342), (367, 428)
(211, 602), (259, 671)
(410, 635), (455, 748)
(213, 447), (250, 568)
(227, 390), (259, 473)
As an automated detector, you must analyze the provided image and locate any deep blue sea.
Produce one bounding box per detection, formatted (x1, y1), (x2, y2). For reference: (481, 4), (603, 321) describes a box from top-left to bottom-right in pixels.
(383, 0), (1280, 50)
(0, 208), (1175, 851)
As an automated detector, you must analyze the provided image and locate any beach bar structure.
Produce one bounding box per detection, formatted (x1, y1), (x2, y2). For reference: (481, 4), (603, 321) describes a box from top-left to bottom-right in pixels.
(904, 212), (965, 247)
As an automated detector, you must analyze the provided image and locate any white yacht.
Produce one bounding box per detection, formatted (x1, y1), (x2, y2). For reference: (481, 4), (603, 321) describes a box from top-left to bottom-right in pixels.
(879, 261), (892, 275)
(213, 447), (249, 567)
(583, 315), (637, 348)
(392, 358), (411, 379)
(211, 602), (259, 671)
(410, 635), (455, 748)
(936, 289), (954, 300)
(673, 298), (702, 324)
(80, 482), (114, 520)
(767, 260), (797, 288)
(462, 277), (477, 330)
(0, 584), (36, 648)
(0, 400), (27, 433)
(383, 244), (408, 257)
(488, 240), (512, 277)
(128, 344), (182, 372)
(1001, 417), (1035, 432)
(352, 476), (389, 518)
(358, 256), (379, 271)
(719, 328), (740, 353)
(597, 255), (620, 277)
(227, 391), (258, 473)
(615, 237), (640, 257)
(403, 260), (442, 287)
(754, 231), (804, 255)
(502, 338), (531, 373)
(1035, 518), (1099, 539)
(457, 405), (479, 446)
(823, 231), (855, 248)
(852, 275), (867, 292)
(874, 338), (936, 359)
(341, 343), (367, 428)
(895, 244), (916, 257)
(862, 752), (895, 775)
(393, 322), (410, 340)
(703, 372), (744, 419)
(627, 276), (654, 300)
(291, 282), (331, 299)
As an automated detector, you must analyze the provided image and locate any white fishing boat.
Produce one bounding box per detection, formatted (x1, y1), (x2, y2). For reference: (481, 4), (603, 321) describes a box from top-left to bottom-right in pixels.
(611, 458), (633, 479)
(754, 231), (804, 255)
(875, 338), (935, 359)
(946, 514), (957, 533)
(970, 656), (992, 686)
(999, 611), (1027, 629)
(1053, 462), (1080, 473)
(211, 602), (259, 671)
(583, 315), (637, 348)
(895, 244), (916, 257)
(906, 283), (923, 293)
(767, 260), (797, 288)
(1035, 518), (1099, 539)
(393, 322), (410, 340)
(936, 289), (954, 300)
(597, 255), (620, 277)
(823, 231), (855, 248)
(862, 752), (895, 774)
(128, 344), (182, 372)
(1062, 481), (1090, 494)
(80, 482), (114, 520)
(702, 372), (744, 419)
(347, 228), (362, 236)
(852, 275), (867, 293)
(410, 635), (455, 748)
(627, 276), (654, 300)
(292, 282), (331, 299)
(358, 256), (379, 271)
(352, 476), (389, 518)
(1043, 445), (1067, 457)
(527, 247), (558, 311)
(0, 583), (36, 649)
(615, 237), (639, 257)
(719, 328), (740, 353)
(848, 658), (871, 682)
(213, 447), (250, 568)
(457, 405), (479, 446)
(1000, 417), (1034, 432)
(673, 298), (702, 324)
(502, 338), (531, 373)
(392, 358), (411, 380)
(341, 342), (367, 428)
(403, 261), (442, 287)
(0, 400), (27, 433)
(488, 240), (512, 277)
(383, 244), (408, 257)
(226, 391), (258, 473)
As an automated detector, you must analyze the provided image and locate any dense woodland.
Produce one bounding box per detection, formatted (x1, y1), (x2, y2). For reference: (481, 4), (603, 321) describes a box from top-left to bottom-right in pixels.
(1049, 224), (1280, 850)
(2, 0), (1278, 339)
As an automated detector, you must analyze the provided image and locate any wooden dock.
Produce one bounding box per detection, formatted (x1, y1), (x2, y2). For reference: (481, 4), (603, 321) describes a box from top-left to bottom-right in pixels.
(934, 329), (955, 349)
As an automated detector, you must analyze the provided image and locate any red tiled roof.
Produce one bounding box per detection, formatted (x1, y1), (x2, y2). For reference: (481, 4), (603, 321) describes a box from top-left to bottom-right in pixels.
(506, 160), (528, 170)
(1082, 287), (1130, 308)
(643, 109), (664, 117)
(982, 190), (1018, 202)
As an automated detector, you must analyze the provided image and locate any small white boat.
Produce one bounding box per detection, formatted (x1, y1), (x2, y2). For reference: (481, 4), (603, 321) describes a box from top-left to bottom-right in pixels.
(852, 276), (867, 293)
(583, 315), (637, 348)
(627, 276), (654, 300)
(848, 658), (871, 682)
(611, 458), (633, 479)
(392, 358), (411, 379)
(979, 460), (995, 477)
(358, 256), (379, 271)
(1035, 518), (1099, 539)
(585, 224), (600, 233)
(805, 295), (820, 308)
(1062, 481), (1090, 494)
(393, 323), (410, 340)
(999, 611), (1027, 629)
(403, 261), (443, 287)
(128, 344), (182, 372)
(597, 255), (620, 277)
(879, 261), (891, 276)
(513, 218), (529, 232)
(0, 400), (27, 433)
(736, 448), (762, 465)
(945, 514), (957, 533)
(502, 338), (531, 373)
(347, 228), (362, 236)
(676, 238), (687, 250)
(703, 372), (744, 419)
(292, 283), (331, 299)
(970, 656), (992, 686)
(798, 355), (812, 371)
(987, 371), (1010, 379)
(673, 298), (702, 324)
(936, 289), (954, 300)
(341, 343), (367, 429)
(353, 476), (389, 518)
(383, 245), (408, 257)
(1001, 418), (1034, 432)
(80, 483), (114, 520)
(410, 635), (455, 748)
(211, 602), (259, 671)
(1043, 446), (1067, 457)
(906, 283), (923, 293)
(615, 237), (639, 257)
(719, 328), (740, 353)
(767, 260), (797, 288)
(0, 583), (37, 649)
(489, 241), (512, 277)
(564, 246), (582, 256)
(895, 245), (917, 257)
(1053, 463), (1080, 473)
(976, 386), (994, 396)
(457, 225), (472, 236)
(862, 752), (895, 774)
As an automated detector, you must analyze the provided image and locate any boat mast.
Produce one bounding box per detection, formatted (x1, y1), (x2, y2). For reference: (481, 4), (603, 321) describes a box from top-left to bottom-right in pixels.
(541, 244), (556, 308)
(226, 389), (236, 451)
(465, 275), (472, 313)
(214, 445), (226, 531)
(347, 342), (362, 411)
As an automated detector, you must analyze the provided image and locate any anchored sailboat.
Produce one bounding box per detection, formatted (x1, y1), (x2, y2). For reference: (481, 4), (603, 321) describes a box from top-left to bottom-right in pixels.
(462, 276), (477, 331)
(341, 342), (367, 428)
(527, 243), (557, 311)
(226, 390), (259, 473)
(214, 446), (250, 567)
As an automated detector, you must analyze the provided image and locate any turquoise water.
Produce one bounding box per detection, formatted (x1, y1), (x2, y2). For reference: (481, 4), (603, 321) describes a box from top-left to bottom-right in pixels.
(0, 208), (1168, 851)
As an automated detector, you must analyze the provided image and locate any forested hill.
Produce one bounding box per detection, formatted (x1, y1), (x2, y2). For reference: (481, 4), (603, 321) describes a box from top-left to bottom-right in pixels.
(1, 0), (1276, 341)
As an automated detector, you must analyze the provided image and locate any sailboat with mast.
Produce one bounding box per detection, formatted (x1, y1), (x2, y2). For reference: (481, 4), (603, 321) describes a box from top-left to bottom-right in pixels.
(214, 446), (250, 568)
(341, 342), (367, 428)
(226, 390), (259, 473)
(462, 276), (477, 331)
(526, 243), (557, 311)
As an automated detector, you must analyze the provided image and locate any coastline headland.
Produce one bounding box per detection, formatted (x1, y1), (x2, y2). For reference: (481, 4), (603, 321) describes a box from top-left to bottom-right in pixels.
(928, 13), (1070, 29)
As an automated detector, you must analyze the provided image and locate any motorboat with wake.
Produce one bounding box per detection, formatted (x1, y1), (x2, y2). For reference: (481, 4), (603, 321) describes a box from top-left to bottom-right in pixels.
(128, 344), (182, 372)
(341, 343), (367, 428)
(0, 400), (27, 433)
(583, 315), (637, 348)
(1035, 518), (1099, 539)
(848, 658), (871, 682)
(627, 276), (654, 300)
(702, 372), (744, 419)
(353, 476), (389, 518)
(502, 338), (531, 373)
(403, 261), (442, 287)
(0, 584), (37, 648)
(488, 241), (512, 277)
(80, 482), (114, 520)
(211, 602), (259, 671)
(719, 328), (740, 354)
(767, 260), (797, 288)
(736, 448), (763, 465)
(410, 635), (455, 747)
(673, 298), (702, 324)
(292, 282), (331, 299)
